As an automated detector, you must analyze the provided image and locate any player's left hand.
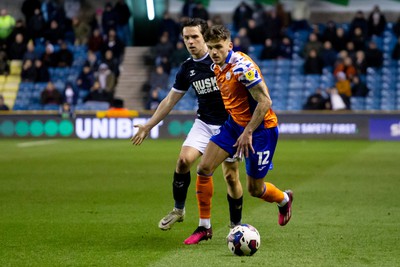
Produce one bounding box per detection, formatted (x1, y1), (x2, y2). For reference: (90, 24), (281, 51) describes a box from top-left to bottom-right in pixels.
(233, 131), (255, 158)
(131, 124), (149, 145)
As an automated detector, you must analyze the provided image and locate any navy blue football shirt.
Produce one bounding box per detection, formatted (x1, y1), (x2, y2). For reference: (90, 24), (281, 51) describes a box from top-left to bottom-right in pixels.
(172, 53), (228, 125)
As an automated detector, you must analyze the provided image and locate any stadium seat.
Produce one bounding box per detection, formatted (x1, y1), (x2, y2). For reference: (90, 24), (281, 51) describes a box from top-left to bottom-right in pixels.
(80, 101), (110, 111)
(9, 60), (22, 75)
(248, 44), (263, 59)
(350, 97), (366, 111)
(19, 82), (34, 92)
(27, 103), (43, 110)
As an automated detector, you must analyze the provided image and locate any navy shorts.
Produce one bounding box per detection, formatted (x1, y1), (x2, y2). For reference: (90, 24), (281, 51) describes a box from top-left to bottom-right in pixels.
(210, 116), (278, 179)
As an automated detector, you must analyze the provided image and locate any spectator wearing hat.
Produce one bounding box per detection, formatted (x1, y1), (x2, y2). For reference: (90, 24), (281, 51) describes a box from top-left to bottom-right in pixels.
(96, 63), (116, 95)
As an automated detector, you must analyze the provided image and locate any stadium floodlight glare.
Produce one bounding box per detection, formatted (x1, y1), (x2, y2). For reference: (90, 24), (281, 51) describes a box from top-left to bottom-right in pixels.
(146, 0), (155, 20)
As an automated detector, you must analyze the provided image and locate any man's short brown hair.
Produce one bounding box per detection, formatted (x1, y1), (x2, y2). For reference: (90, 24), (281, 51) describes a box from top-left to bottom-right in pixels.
(203, 25), (231, 43)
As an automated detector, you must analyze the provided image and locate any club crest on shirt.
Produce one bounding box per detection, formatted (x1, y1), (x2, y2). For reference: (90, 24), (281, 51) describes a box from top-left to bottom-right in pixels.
(245, 69), (256, 81)
(225, 71), (231, 80)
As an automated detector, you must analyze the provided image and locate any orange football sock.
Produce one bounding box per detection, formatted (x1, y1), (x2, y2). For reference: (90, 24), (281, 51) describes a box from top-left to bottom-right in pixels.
(196, 174), (213, 219)
(260, 182), (285, 203)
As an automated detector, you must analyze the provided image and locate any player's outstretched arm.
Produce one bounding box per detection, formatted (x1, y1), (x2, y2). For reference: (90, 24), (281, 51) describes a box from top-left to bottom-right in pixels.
(131, 90), (184, 145)
(233, 82), (271, 158)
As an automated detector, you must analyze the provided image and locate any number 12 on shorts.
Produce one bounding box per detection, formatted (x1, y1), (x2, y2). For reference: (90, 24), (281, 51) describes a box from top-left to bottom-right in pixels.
(257, 151), (273, 170)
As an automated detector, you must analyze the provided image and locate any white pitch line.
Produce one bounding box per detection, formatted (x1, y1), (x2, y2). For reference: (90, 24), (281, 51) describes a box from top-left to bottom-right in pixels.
(17, 140), (59, 148)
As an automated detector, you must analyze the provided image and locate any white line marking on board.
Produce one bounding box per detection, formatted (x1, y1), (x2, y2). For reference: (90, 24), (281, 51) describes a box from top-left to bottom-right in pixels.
(17, 140), (59, 148)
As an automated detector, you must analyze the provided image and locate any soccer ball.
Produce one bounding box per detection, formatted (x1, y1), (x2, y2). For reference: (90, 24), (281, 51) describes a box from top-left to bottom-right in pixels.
(226, 224), (261, 256)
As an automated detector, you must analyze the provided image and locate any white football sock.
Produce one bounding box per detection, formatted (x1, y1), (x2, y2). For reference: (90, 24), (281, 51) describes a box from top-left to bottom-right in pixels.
(277, 192), (289, 207)
(199, 218), (211, 229)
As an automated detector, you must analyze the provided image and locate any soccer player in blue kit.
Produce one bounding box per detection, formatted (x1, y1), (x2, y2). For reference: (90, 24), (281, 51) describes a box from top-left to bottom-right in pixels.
(131, 18), (243, 233)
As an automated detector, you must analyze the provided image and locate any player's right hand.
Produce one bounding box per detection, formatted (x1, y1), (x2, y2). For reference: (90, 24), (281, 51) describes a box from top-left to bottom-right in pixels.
(131, 124), (149, 145)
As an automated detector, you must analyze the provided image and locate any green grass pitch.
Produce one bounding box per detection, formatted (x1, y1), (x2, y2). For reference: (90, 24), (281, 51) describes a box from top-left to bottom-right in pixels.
(0, 138), (399, 266)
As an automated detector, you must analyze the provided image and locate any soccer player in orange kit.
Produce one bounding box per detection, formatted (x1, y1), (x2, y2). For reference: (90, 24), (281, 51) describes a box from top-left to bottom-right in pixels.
(184, 24), (293, 245)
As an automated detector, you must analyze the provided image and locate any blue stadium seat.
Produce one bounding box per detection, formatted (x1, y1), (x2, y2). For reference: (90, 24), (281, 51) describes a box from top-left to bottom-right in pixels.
(43, 104), (60, 110)
(79, 101), (110, 111)
(350, 97), (366, 111)
(27, 104), (43, 110)
(248, 44), (263, 59)
(19, 82), (34, 92)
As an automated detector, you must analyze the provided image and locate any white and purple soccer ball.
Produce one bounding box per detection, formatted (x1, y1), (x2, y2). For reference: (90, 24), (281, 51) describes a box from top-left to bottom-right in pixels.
(227, 224), (261, 256)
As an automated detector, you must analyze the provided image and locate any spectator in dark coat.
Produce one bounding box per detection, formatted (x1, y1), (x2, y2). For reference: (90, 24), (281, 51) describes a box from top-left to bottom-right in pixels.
(41, 81), (62, 105)
(44, 20), (64, 45)
(88, 28), (104, 53)
(54, 41), (73, 67)
(333, 27), (348, 52)
(21, 0), (42, 24)
(158, 11), (179, 46)
(114, 0), (131, 46)
(84, 81), (112, 103)
(34, 59), (50, 82)
(192, 2), (209, 21)
(304, 49), (324, 74)
(76, 64), (95, 90)
(303, 89), (328, 110)
(102, 28), (125, 63)
(320, 41), (337, 68)
(349, 27), (367, 52)
(354, 50), (367, 75)
(232, 1), (253, 31)
(365, 41), (383, 68)
(367, 5), (387, 37)
(41, 43), (57, 67)
(27, 8), (45, 40)
(246, 19), (265, 45)
(22, 40), (38, 62)
(84, 50), (101, 73)
(21, 59), (36, 82)
(259, 38), (278, 60)
(102, 2), (117, 35)
(7, 33), (26, 60)
(351, 76), (369, 97)
(349, 10), (368, 38)
(321, 20), (337, 44)
(278, 36), (293, 59)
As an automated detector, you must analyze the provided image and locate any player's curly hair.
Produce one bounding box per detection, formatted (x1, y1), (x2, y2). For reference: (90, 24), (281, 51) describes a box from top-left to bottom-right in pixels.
(203, 25), (231, 43)
(180, 18), (209, 35)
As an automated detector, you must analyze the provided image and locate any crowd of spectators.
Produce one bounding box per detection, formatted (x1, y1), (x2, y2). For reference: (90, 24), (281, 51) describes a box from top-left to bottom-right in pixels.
(2, 1), (400, 112)
(146, 0), (400, 111)
(0, 0), (131, 111)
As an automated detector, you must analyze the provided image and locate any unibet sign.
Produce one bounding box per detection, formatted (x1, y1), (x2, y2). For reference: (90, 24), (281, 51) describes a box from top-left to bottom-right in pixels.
(75, 118), (163, 139)
(0, 118), (165, 139)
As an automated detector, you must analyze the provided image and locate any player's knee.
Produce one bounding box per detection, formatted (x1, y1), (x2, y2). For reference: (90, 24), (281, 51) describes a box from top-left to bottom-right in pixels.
(248, 187), (263, 198)
(176, 156), (191, 173)
(224, 171), (238, 185)
(197, 162), (213, 176)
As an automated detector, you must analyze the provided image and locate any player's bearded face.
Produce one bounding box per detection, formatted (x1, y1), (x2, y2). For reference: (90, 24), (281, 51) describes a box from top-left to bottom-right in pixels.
(207, 39), (232, 66)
